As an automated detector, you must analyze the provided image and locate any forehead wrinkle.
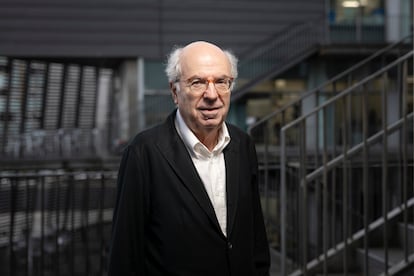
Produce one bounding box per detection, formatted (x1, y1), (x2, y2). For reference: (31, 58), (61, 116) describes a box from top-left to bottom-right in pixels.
(185, 74), (231, 81)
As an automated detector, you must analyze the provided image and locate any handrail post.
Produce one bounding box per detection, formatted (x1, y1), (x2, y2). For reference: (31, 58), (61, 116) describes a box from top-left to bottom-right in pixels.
(362, 84), (369, 276)
(300, 119), (308, 275)
(381, 69), (389, 273)
(280, 126), (287, 276)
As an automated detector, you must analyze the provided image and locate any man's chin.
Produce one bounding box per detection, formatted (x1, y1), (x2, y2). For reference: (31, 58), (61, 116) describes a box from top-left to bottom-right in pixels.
(200, 118), (223, 129)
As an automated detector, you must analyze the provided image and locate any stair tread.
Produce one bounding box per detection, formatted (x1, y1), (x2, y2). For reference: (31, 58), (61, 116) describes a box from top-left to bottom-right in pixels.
(359, 247), (405, 265)
(315, 274), (360, 276)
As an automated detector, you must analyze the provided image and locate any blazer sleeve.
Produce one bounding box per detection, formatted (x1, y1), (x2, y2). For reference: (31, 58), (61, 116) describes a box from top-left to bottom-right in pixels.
(250, 140), (271, 276)
(107, 145), (149, 276)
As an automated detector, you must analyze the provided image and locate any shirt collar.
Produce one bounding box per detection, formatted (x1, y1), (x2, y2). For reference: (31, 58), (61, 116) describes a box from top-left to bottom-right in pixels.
(175, 109), (230, 156)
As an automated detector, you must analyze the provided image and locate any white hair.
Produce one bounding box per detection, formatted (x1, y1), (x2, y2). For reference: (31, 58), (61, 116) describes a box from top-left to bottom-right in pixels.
(165, 46), (184, 83)
(165, 45), (238, 90)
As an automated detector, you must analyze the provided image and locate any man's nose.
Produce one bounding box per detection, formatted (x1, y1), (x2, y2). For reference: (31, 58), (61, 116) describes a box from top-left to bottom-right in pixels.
(204, 81), (218, 98)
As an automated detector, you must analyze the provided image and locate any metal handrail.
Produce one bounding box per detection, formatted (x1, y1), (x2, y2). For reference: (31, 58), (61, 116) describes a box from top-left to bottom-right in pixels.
(281, 51), (413, 133)
(232, 17), (326, 101)
(0, 170), (117, 276)
(289, 196), (414, 276)
(238, 21), (312, 60)
(305, 112), (413, 183)
(279, 50), (413, 275)
(248, 33), (413, 134)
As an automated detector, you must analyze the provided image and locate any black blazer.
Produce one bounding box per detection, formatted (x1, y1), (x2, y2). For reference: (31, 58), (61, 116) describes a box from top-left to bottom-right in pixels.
(108, 110), (270, 276)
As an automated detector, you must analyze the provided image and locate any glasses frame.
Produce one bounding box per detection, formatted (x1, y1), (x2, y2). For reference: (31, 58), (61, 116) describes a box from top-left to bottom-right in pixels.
(176, 77), (234, 94)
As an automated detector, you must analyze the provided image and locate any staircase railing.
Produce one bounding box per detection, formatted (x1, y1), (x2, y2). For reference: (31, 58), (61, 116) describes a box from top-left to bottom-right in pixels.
(249, 35), (412, 257)
(248, 33), (412, 138)
(279, 50), (413, 275)
(231, 17), (326, 101)
(0, 170), (118, 276)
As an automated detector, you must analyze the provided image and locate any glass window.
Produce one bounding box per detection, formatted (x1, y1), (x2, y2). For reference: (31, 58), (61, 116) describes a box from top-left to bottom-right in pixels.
(330, 0), (384, 25)
(329, 0), (385, 42)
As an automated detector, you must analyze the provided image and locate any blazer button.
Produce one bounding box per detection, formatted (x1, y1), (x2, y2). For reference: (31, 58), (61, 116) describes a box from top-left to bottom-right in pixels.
(227, 242), (233, 250)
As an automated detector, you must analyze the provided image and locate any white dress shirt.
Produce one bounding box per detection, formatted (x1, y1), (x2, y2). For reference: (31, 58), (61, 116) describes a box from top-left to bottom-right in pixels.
(175, 110), (231, 236)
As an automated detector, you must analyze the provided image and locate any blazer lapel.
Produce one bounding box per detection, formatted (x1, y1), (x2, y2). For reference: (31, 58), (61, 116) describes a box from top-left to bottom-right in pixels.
(157, 112), (222, 233)
(224, 133), (240, 237)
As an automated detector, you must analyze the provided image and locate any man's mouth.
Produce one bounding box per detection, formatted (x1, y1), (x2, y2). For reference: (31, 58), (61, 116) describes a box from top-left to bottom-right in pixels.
(199, 107), (221, 118)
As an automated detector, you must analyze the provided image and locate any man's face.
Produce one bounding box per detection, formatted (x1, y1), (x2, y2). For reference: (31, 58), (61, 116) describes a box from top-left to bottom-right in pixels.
(172, 42), (232, 138)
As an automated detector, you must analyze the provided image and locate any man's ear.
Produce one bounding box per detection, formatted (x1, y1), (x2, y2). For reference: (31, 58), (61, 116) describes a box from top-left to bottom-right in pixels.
(170, 82), (178, 105)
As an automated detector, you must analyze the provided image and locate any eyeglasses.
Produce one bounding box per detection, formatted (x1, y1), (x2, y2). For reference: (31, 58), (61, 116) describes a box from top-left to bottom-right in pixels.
(177, 77), (234, 94)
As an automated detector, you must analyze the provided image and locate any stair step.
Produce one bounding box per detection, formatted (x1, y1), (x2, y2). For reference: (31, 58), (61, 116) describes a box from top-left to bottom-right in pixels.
(361, 248), (404, 265)
(398, 222), (414, 253)
(315, 274), (360, 276)
(269, 248), (280, 276)
(357, 247), (406, 275)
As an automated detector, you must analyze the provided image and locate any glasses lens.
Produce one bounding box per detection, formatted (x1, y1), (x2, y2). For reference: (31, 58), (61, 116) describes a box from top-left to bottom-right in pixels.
(214, 79), (231, 92)
(189, 80), (205, 93)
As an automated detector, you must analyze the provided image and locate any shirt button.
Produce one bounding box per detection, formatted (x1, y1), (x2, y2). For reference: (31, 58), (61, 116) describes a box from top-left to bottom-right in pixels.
(227, 242), (233, 250)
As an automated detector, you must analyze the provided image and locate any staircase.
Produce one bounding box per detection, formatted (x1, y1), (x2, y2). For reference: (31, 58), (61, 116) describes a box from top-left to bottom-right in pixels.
(231, 18), (325, 102)
(250, 35), (413, 275)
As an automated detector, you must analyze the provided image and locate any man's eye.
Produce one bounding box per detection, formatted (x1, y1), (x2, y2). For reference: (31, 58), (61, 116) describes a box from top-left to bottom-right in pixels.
(191, 79), (205, 86)
(216, 79), (226, 84)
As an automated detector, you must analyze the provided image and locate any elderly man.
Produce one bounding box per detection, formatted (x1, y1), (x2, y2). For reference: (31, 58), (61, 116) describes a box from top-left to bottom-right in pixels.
(108, 41), (270, 276)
